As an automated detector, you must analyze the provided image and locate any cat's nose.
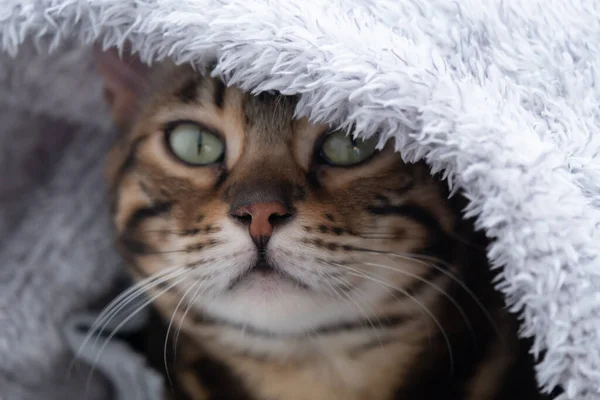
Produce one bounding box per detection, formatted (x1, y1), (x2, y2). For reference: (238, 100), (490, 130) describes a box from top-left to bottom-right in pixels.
(231, 202), (293, 246)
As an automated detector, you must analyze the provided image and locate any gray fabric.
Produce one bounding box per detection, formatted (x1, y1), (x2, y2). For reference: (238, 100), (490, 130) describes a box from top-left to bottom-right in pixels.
(0, 37), (166, 399)
(0, 105), (160, 399)
(0, 111), (111, 399)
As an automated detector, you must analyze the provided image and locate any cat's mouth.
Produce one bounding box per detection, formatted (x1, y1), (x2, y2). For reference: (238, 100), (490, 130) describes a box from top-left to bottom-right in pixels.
(227, 259), (309, 291)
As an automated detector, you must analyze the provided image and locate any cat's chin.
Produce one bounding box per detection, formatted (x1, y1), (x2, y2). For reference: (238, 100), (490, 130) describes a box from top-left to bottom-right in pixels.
(223, 267), (313, 311)
(197, 276), (359, 336)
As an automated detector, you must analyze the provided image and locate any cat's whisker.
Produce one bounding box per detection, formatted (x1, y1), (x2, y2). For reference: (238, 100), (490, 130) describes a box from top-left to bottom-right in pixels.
(173, 279), (209, 362)
(350, 248), (475, 299)
(164, 280), (201, 389)
(350, 248), (505, 346)
(84, 274), (190, 395)
(90, 272), (187, 358)
(360, 261), (476, 347)
(321, 261), (415, 319)
(331, 263), (424, 316)
(325, 274), (384, 348)
(350, 223), (485, 250)
(89, 268), (189, 351)
(346, 265), (440, 346)
(338, 267), (454, 373)
(69, 267), (187, 375)
(91, 267), (186, 331)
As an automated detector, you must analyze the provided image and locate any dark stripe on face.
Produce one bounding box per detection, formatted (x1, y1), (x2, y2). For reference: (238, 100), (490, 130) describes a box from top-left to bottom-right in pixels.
(191, 356), (256, 400)
(347, 335), (402, 357)
(366, 201), (458, 267)
(366, 203), (443, 233)
(317, 313), (412, 334)
(118, 202), (172, 256)
(110, 135), (150, 214)
(112, 135), (149, 192)
(125, 201), (173, 231)
(177, 79), (198, 103)
(190, 311), (413, 338)
(213, 79), (226, 109)
(389, 265), (446, 300)
(118, 235), (156, 255)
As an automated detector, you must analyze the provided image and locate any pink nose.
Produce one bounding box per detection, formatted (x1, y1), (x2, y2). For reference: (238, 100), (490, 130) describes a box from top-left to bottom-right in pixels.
(231, 202), (291, 245)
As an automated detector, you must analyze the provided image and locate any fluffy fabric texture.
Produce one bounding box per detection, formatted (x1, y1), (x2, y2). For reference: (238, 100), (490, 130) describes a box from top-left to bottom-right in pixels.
(0, 0), (599, 399)
(0, 40), (164, 400)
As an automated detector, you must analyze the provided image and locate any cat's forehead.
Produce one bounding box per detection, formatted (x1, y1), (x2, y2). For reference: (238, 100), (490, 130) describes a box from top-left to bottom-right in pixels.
(143, 63), (301, 146)
(241, 91), (298, 145)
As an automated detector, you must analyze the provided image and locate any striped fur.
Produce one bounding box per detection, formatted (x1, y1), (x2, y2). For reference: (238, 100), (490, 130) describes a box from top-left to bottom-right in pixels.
(100, 58), (545, 400)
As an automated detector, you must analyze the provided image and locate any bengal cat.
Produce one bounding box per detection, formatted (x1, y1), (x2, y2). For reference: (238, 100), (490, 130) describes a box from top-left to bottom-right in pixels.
(93, 47), (545, 400)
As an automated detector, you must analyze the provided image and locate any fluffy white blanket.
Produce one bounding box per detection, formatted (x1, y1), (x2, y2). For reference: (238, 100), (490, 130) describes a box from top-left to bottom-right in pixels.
(1, 0), (599, 399)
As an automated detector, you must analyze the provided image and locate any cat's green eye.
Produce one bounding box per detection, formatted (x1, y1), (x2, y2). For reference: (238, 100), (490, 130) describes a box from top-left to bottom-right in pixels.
(320, 130), (379, 166)
(167, 123), (225, 165)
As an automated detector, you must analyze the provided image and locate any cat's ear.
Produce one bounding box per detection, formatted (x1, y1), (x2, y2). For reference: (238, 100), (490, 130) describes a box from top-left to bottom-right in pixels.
(93, 44), (150, 131)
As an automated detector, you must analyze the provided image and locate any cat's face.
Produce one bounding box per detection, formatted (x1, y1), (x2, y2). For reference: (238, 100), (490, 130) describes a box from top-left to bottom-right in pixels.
(98, 50), (457, 338)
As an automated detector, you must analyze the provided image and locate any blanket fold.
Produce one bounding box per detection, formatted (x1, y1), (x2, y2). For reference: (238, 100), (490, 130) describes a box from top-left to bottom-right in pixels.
(1, 1), (599, 399)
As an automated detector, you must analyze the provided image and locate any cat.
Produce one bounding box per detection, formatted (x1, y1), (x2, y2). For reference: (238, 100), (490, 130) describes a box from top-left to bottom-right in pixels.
(93, 46), (546, 400)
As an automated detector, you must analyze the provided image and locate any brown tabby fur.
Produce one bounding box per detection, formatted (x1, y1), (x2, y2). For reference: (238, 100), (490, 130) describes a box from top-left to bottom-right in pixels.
(98, 53), (546, 400)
